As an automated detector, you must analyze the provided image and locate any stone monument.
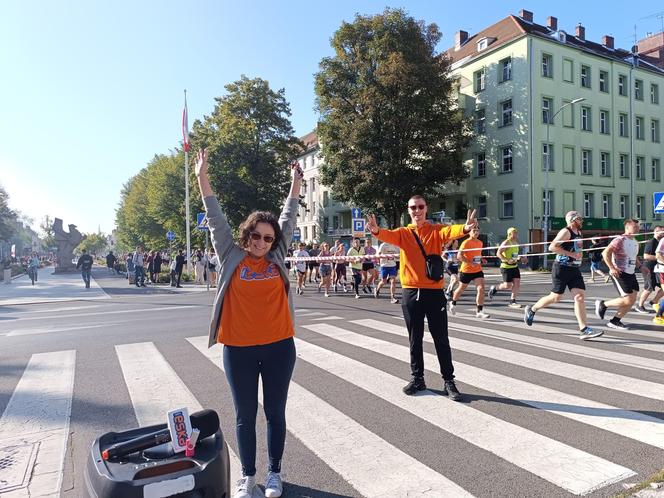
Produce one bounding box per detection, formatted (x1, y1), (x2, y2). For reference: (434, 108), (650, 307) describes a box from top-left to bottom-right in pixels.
(53, 218), (84, 273)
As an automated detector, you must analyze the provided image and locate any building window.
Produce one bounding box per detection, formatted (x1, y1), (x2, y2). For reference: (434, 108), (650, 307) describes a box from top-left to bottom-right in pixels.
(636, 116), (644, 140)
(323, 216), (329, 233)
(563, 58), (574, 82)
(653, 158), (661, 182)
(474, 69), (486, 93)
(563, 146), (575, 173)
(600, 152), (611, 177)
(599, 70), (609, 92)
(542, 97), (552, 124)
(542, 143), (553, 171)
(581, 149), (592, 175)
(637, 196), (644, 219)
(323, 191), (329, 207)
(543, 190), (553, 218)
(477, 38), (488, 51)
(619, 113), (628, 137)
(619, 154), (629, 178)
(618, 74), (627, 96)
(580, 65), (591, 88)
(636, 156), (645, 180)
(583, 193), (594, 218)
(500, 57), (512, 82)
(652, 83), (660, 104)
(620, 195), (629, 218)
(475, 108), (486, 134)
(312, 225), (317, 240)
(333, 215), (339, 229)
(581, 106), (591, 131)
(652, 119), (660, 143)
(475, 152), (486, 177)
(501, 99), (512, 126)
(542, 53), (553, 78)
(477, 195), (487, 218)
(635, 79), (643, 100)
(599, 110), (609, 134)
(500, 145), (513, 173)
(602, 194), (611, 218)
(501, 191), (514, 218)
(562, 100), (574, 127)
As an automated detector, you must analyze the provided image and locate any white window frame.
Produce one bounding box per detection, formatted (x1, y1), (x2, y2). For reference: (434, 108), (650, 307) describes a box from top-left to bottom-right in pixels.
(599, 110), (609, 134)
(602, 194), (611, 218)
(583, 193), (593, 218)
(500, 57), (512, 82)
(501, 145), (513, 173)
(476, 152), (486, 177)
(620, 195), (628, 218)
(501, 191), (514, 218)
(581, 149), (592, 175)
(501, 99), (512, 126)
(581, 106), (591, 131)
(600, 152), (610, 177)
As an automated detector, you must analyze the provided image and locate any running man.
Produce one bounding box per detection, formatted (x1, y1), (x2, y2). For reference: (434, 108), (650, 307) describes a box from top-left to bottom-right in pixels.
(449, 227), (489, 319)
(361, 238), (378, 293)
(332, 239), (349, 293)
(588, 237), (610, 283)
(595, 219), (641, 330)
(636, 226), (664, 313)
(443, 240), (459, 300)
(347, 238), (365, 299)
(375, 240), (400, 303)
(488, 227), (527, 308)
(307, 243), (320, 284)
(524, 211), (603, 340)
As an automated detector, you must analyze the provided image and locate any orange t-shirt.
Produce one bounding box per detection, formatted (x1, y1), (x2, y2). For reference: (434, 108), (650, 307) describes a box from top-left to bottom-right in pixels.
(459, 238), (484, 273)
(218, 256), (294, 346)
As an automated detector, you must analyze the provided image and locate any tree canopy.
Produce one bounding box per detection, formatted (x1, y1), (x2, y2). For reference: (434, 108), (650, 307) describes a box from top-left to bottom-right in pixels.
(315, 8), (473, 227)
(0, 184), (17, 242)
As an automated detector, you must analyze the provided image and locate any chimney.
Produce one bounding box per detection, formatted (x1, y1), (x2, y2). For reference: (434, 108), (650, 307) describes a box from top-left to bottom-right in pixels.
(576, 24), (585, 40)
(519, 9), (533, 22)
(602, 35), (614, 49)
(455, 30), (468, 51)
(547, 16), (558, 31)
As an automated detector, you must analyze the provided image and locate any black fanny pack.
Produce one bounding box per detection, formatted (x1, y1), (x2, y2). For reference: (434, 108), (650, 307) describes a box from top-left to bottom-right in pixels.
(411, 230), (445, 281)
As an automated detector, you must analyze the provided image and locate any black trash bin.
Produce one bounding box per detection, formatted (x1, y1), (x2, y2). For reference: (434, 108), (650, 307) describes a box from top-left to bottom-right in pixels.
(85, 420), (231, 498)
(529, 255), (542, 271)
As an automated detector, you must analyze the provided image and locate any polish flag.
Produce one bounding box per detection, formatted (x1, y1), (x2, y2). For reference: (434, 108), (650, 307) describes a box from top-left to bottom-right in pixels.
(182, 99), (190, 152)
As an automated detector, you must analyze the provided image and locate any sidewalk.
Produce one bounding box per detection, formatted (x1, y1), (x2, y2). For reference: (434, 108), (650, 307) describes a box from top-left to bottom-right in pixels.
(0, 267), (111, 306)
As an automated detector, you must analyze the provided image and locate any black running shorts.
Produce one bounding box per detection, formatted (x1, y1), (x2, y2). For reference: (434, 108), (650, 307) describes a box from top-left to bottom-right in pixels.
(551, 263), (585, 294)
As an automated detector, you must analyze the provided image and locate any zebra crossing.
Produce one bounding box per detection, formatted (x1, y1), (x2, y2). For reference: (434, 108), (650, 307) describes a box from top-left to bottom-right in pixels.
(1, 303), (663, 497)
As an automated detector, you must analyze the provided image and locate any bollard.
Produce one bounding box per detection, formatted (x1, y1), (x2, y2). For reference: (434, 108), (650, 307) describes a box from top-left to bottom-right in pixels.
(3, 269), (11, 284)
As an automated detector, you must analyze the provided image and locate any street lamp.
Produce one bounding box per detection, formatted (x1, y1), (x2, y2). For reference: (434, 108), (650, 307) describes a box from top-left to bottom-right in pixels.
(542, 97), (585, 269)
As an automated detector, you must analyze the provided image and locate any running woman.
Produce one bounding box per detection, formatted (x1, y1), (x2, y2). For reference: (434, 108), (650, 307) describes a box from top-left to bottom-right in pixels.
(375, 240), (400, 303)
(332, 240), (348, 293)
(449, 227), (490, 319)
(317, 242), (333, 297)
(443, 240), (459, 300)
(595, 219), (642, 330)
(293, 243), (309, 295)
(361, 238), (378, 293)
(488, 227), (527, 308)
(524, 211), (602, 340)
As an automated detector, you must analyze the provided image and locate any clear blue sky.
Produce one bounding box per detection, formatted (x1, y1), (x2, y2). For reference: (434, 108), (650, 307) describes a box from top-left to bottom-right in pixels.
(1, 0), (662, 235)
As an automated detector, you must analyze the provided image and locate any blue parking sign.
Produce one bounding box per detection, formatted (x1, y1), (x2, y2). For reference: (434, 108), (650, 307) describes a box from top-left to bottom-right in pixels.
(654, 192), (664, 214)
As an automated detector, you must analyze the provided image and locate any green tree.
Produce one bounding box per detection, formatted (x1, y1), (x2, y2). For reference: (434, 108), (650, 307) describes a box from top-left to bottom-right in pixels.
(40, 215), (57, 249)
(189, 75), (303, 228)
(77, 232), (108, 256)
(0, 184), (17, 242)
(315, 8), (473, 227)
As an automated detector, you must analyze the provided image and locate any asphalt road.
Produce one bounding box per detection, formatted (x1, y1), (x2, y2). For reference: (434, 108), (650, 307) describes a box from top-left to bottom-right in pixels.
(1, 267), (663, 497)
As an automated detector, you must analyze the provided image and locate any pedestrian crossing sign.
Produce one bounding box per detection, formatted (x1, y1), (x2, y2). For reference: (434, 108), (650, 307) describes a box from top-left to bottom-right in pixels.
(654, 192), (664, 214)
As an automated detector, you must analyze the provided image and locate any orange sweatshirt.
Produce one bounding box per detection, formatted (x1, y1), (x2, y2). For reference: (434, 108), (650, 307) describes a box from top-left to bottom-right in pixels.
(375, 223), (467, 289)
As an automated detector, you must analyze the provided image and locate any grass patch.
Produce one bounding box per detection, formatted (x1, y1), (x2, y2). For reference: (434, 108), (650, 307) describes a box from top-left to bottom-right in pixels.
(614, 469), (664, 498)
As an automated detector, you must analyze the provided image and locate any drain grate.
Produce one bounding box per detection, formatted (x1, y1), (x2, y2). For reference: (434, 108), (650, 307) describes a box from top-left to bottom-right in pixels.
(0, 443), (37, 492)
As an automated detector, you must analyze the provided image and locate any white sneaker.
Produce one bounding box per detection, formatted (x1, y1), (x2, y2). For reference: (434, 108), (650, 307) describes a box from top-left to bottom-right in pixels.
(325, 292), (330, 297)
(476, 311), (490, 319)
(234, 475), (256, 498)
(264, 471), (283, 498)
(507, 302), (522, 309)
(448, 303), (456, 315)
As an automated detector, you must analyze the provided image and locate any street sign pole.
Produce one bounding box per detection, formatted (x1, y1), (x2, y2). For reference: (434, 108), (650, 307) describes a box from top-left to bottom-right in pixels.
(205, 230), (210, 292)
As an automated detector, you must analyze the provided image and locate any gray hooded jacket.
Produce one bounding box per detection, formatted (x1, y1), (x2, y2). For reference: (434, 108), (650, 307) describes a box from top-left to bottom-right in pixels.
(203, 195), (298, 348)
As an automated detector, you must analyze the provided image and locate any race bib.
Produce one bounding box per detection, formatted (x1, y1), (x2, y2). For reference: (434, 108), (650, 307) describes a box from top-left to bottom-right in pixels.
(472, 256), (482, 264)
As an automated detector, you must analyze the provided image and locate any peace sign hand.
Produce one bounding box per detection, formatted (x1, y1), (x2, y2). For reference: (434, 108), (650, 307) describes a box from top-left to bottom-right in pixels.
(463, 209), (478, 233)
(366, 214), (379, 235)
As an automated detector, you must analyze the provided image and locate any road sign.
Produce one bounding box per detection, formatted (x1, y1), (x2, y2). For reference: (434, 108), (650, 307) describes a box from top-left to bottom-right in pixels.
(352, 219), (366, 238)
(292, 228), (301, 241)
(654, 192), (664, 214)
(166, 230), (176, 241)
(196, 213), (209, 231)
(351, 207), (361, 219)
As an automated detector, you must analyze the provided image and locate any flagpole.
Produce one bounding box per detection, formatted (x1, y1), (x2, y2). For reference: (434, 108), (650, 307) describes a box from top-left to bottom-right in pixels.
(184, 89), (192, 275)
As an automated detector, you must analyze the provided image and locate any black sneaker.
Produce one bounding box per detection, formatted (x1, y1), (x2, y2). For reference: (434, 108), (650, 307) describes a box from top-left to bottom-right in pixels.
(442, 380), (463, 401)
(402, 378), (426, 395)
(595, 300), (607, 320)
(634, 305), (648, 314)
(488, 285), (497, 300)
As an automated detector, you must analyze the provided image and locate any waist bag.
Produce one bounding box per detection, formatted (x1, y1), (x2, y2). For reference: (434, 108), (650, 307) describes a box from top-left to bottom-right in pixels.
(410, 230), (445, 281)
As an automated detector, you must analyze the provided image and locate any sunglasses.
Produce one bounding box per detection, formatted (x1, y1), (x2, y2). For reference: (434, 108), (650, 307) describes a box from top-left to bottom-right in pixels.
(408, 204), (426, 211)
(249, 232), (275, 243)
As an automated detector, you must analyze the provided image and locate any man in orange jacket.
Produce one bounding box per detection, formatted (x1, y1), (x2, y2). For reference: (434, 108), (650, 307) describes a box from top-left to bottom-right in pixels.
(366, 196), (477, 400)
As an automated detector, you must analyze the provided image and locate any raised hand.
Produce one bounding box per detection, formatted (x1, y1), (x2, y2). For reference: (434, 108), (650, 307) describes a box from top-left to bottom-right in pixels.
(463, 209), (478, 232)
(195, 148), (208, 178)
(366, 214), (379, 234)
(291, 161), (304, 180)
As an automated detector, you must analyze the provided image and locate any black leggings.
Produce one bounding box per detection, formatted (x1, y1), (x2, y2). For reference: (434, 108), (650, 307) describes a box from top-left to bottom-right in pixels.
(223, 337), (296, 476)
(351, 269), (362, 294)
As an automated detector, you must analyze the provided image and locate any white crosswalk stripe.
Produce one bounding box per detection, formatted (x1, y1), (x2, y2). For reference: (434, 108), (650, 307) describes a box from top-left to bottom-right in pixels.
(2, 308), (664, 497)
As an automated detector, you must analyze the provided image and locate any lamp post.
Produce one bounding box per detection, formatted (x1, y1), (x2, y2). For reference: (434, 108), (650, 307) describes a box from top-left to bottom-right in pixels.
(542, 97), (585, 269)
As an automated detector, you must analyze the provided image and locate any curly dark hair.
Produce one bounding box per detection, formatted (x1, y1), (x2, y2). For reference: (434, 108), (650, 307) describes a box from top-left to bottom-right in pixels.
(238, 211), (282, 251)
